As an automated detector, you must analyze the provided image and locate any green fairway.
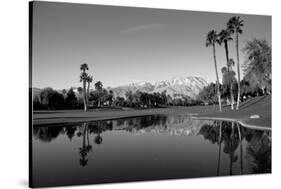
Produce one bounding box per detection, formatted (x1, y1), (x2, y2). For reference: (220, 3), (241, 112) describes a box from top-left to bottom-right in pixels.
(194, 95), (271, 128)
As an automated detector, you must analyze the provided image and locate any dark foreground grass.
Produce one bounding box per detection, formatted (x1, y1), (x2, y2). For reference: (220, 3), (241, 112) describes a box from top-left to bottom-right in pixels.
(33, 95), (271, 128)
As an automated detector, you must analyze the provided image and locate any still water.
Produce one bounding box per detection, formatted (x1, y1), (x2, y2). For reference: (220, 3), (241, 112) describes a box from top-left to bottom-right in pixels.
(32, 114), (271, 187)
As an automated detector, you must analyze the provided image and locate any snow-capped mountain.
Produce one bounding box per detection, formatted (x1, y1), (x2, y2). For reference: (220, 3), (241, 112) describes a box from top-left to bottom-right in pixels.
(109, 76), (208, 99)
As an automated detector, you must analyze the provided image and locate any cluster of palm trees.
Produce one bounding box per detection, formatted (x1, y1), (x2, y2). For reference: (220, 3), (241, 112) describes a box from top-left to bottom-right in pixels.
(80, 63), (93, 111)
(206, 16), (244, 111)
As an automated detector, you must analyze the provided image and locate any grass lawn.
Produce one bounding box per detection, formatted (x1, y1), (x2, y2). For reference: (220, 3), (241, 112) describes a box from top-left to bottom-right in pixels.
(194, 95), (271, 128)
(33, 95), (271, 129)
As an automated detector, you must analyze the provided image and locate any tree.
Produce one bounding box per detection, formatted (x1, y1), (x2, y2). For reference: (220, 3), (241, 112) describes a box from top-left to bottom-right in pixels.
(221, 62), (236, 106)
(94, 81), (103, 107)
(65, 88), (77, 109)
(206, 30), (222, 111)
(218, 29), (235, 110)
(109, 90), (114, 107)
(242, 39), (271, 94)
(62, 89), (67, 99)
(39, 87), (65, 110)
(86, 75), (93, 107)
(227, 16), (244, 110)
(198, 83), (217, 104)
(125, 91), (134, 107)
(80, 63), (89, 111)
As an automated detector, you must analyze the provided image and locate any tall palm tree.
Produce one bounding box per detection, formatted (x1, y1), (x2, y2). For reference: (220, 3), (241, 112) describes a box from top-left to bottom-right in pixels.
(206, 30), (222, 112)
(227, 16), (244, 110)
(218, 29), (235, 110)
(86, 75), (93, 107)
(228, 59), (235, 108)
(80, 72), (89, 111)
(80, 63), (89, 111)
(94, 81), (103, 107)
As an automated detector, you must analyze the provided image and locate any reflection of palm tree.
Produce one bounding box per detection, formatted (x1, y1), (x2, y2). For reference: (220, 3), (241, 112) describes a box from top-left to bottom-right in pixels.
(79, 123), (92, 167)
(237, 123), (244, 174)
(223, 123), (239, 175)
(217, 121), (222, 176)
(95, 134), (103, 145)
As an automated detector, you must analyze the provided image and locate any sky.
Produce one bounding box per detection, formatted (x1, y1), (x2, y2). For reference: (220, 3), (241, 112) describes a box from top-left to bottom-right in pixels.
(32, 1), (271, 89)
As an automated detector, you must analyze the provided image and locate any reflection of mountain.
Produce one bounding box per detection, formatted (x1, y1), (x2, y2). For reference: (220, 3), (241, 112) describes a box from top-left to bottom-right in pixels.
(109, 76), (208, 99)
(33, 115), (211, 143)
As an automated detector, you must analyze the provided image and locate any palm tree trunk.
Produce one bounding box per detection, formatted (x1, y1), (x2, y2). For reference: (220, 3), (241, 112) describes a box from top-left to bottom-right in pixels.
(224, 41), (234, 110)
(83, 81), (88, 111)
(87, 82), (90, 108)
(235, 32), (241, 110)
(230, 84), (234, 110)
(213, 44), (222, 112)
(224, 41), (230, 65)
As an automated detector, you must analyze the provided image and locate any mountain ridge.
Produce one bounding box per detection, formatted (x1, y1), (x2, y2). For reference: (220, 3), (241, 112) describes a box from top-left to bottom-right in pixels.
(109, 76), (208, 99)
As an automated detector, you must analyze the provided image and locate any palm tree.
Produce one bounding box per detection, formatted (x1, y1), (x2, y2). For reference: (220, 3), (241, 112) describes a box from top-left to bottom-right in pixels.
(80, 72), (89, 111)
(218, 29), (235, 110)
(86, 75), (93, 107)
(94, 81), (103, 107)
(228, 58), (235, 108)
(206, 30), (222, 112)
(227, 16), (244, 110)
(80, 63), (89, 111)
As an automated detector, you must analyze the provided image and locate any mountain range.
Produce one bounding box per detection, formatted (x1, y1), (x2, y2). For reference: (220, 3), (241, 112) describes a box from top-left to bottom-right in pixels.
(108, 76), (208, 99)
(33, 76), (209, 100)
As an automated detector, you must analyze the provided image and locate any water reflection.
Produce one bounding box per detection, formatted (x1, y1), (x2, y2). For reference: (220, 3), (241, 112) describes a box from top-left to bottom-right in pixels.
(199, 121), (271, 174)
(32, 115), (271, 187)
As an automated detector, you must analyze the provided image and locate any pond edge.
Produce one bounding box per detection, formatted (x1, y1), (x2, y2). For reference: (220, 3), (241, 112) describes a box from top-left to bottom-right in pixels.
(192, 116), (271, 131)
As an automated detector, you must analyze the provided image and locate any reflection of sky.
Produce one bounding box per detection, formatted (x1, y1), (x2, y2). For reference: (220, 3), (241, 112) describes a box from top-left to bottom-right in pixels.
(32, 115), (271, 187)
(32, 2), (271, 89)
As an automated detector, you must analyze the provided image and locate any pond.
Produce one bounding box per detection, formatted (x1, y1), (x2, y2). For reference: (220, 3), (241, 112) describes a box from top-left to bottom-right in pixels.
(31, 114), (271, 187)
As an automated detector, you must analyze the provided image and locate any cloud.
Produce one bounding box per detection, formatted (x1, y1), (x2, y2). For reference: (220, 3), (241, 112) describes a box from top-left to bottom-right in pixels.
(121, 24), (163, 34)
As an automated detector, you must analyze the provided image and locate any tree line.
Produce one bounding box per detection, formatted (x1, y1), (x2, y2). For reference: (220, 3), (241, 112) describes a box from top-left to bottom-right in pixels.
(33, 83), (201, 110)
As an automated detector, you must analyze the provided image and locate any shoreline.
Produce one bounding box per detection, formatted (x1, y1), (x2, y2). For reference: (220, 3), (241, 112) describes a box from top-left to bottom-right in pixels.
(32, 106), (271, 131)
(192, 116), (271, 131)
(32, 107), (202, 126)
